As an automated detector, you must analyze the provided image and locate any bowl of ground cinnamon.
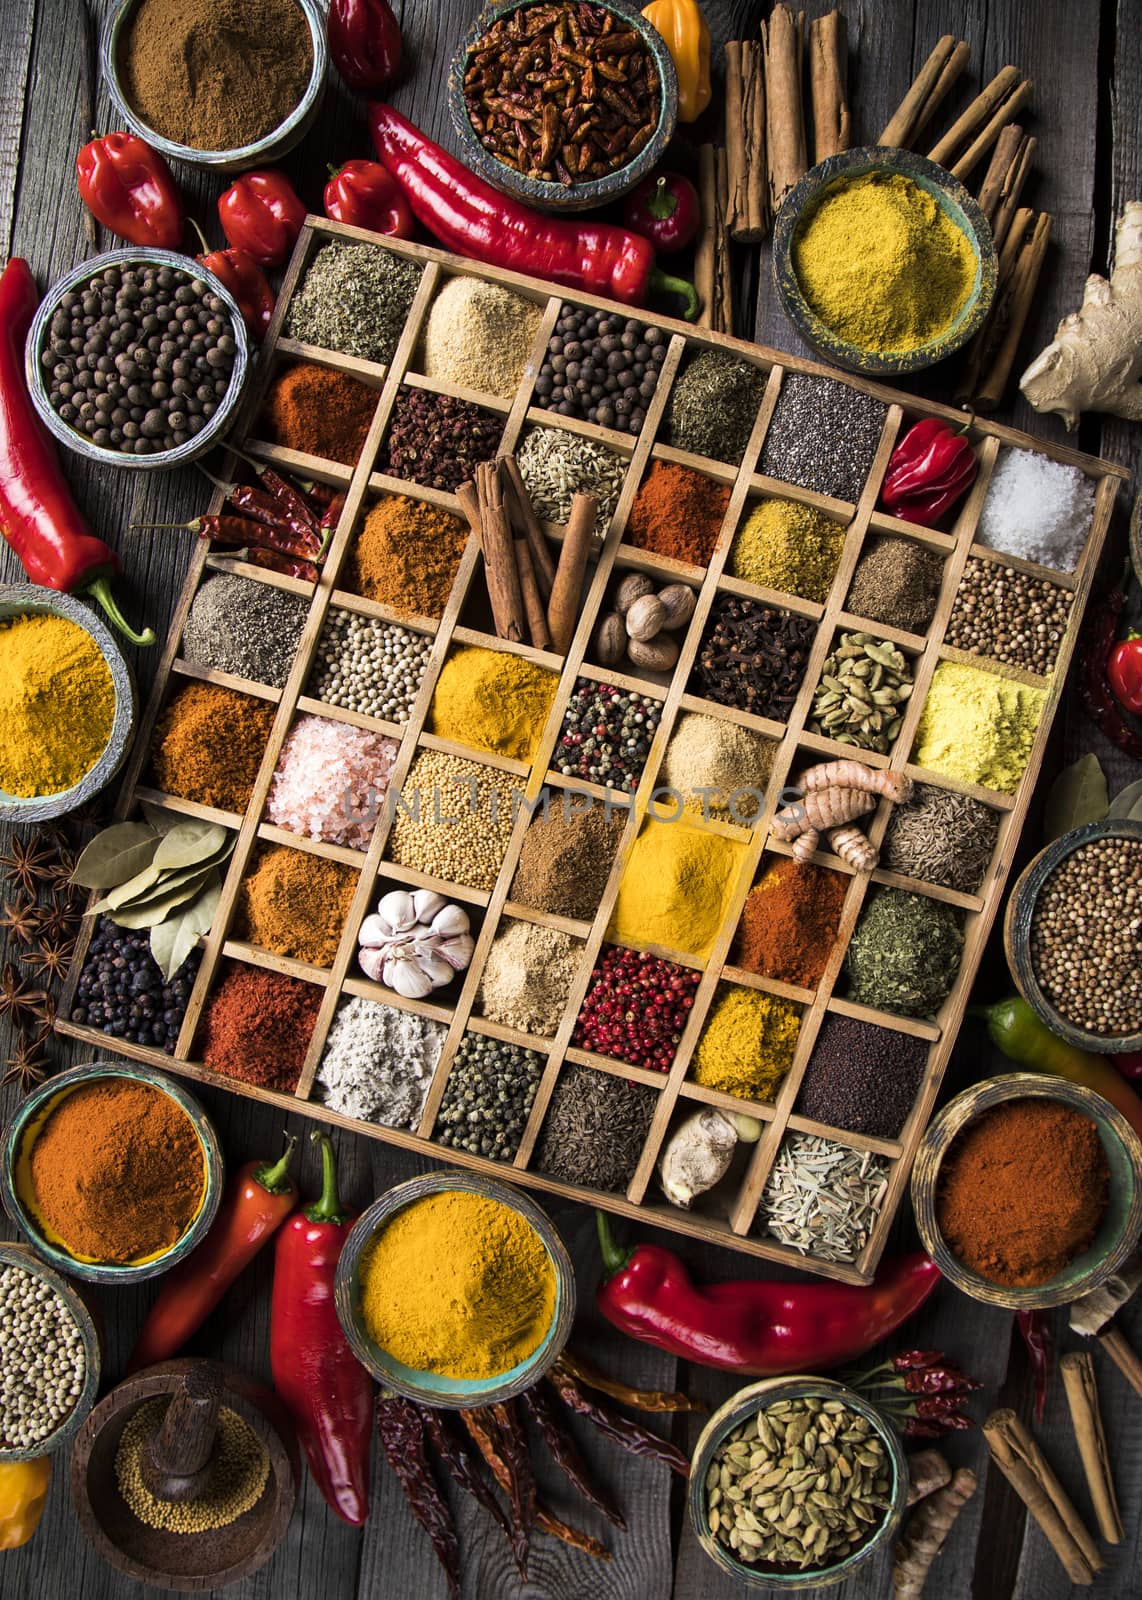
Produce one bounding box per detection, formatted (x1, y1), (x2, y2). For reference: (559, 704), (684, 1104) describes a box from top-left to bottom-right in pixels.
(911, 1073), (1142, 1310)
(1, 1062), (223, 1284)
(103, 0), (327, 172)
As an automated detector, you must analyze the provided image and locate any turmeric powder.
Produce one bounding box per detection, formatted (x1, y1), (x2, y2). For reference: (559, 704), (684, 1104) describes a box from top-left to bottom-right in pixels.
(0, 613), (115, 797)
(428, 646), (559, 762)
(608, 820), (749, 961)
(692, 985), (801, 1102)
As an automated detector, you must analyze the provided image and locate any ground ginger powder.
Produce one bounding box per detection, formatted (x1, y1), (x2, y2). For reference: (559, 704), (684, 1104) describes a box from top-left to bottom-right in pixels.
(359, 1192), (557, 1379)
(608, 820), (749, 961)
(793, 172), (976, 353)
(912, 660), (1046, 793)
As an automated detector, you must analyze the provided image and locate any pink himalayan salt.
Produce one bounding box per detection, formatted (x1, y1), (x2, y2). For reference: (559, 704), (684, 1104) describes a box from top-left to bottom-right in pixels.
(267, 714), (397, 851)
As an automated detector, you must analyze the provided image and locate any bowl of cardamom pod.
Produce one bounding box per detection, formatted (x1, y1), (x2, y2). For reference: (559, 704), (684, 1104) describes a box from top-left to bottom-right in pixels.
(773, 147), (997, 376)
(688, 1375), (907, 1589)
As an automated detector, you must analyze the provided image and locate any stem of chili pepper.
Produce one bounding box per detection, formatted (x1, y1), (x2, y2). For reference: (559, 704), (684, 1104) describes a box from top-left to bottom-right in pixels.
(559, 1348), (704, 1413)
(376, 1394), (460, 1600)
(459, 1408), (530, 1577)
(546, 1361), (690, 1476)
(521, 1384), (626, 1529)
(418, 1406), (522, 1576)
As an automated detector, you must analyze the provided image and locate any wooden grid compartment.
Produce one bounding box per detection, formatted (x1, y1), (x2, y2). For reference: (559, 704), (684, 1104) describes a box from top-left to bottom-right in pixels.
(57, 218), (1128, 1282)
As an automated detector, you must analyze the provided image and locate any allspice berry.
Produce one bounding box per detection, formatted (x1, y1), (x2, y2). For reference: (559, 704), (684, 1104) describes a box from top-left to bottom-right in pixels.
(626, 593), (667, 641)
(616, 572), (655, 614)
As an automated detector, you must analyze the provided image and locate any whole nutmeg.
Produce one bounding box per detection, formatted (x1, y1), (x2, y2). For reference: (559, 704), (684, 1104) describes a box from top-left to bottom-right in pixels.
(658, 583), (696, 631)
(593, 612), (627, 667)
(625, 593), (667, 641)
(615, 571), (655, 615)
(628, 633), (680, 672)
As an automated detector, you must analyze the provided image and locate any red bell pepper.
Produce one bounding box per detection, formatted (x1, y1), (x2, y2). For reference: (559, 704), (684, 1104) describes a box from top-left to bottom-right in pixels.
(75, 132), (184, 251)
(624, 171), (701, 254)
(127, 1138), (298, 1373)
(271, 1132), (372, 1525)
(880, 417), (978, 527)
(328, 0), (402, 91)
(0, 258), (152, 645)
(369, 103), (699, 317)
(1108, 631), (1142, 714)
(196, 245), (276, 343)
(324, 159), (414, 238)
(218, 170), (307, 268)
(596, 1212), (940, 1375)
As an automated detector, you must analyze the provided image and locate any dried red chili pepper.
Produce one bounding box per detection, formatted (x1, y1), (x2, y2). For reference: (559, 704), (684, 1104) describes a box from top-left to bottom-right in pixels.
(418, 1407), (521, 1575)
(376, 1394), (459, 1599)
(558, 1347), (702, 1413)
(131, 514), (319, 562)
(880, 417), (979, 526)
(1079, 591), (1142, 758)
(218, 170), (307, 268)
(459, 1408), (530, 1576)
(328, 0), (402, 91)
(75, 132), (184, 250)
(546, 1359), (690, 1476)
(1016, 1310), (1054, 1423)
(324, 159), (414, 237)
(521, 1384), (626, 1530)
(245, 548), (320, 582)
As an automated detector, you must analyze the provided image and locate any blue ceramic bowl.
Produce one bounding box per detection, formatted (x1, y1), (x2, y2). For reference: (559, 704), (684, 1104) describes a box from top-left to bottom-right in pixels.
(335, 1170), (575, 1406)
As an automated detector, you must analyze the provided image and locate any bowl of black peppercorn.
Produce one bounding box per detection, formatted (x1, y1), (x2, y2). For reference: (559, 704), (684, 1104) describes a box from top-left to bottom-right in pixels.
(26, 248), (249, 471)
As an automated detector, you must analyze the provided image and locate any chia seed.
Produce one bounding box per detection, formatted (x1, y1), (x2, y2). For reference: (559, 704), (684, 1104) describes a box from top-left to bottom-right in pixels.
(760, 373), (888, 504)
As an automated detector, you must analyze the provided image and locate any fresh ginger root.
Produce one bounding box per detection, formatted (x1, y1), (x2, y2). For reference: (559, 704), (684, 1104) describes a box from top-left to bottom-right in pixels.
(1020, 201), (1142, 429)
(893, 1467), (977, 1598)
(828, 823), (878, 870)
(799, 759), (913, 804)
(906, 1449), (953, 1507)
(772, 787), (876, 839)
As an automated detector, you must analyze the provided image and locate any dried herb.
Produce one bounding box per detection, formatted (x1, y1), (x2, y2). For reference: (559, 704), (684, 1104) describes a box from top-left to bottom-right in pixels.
(545, 1363), (690, 1475)
(521, 1384), (626, 1529)
(376, 1394), (460, 1600)
(845, 889), (963, 1018)
(1109, 777), (1142, 821)
(1043, 754), (1109, 843)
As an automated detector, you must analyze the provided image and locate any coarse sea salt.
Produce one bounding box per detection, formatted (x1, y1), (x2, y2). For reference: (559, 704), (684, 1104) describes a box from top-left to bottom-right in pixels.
(975, 447), (1095, 572)
(267, 714), (398, 851)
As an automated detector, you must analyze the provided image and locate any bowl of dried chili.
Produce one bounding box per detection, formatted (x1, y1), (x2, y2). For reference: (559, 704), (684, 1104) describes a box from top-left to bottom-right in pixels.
(449, 0), (678, 213)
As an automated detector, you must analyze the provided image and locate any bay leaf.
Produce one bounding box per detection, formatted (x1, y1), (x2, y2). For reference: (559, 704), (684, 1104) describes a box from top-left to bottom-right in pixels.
(71, 822), (159, 889)
(1109, 777), (1142, 822)
(153, 821), (227, 873)
(140, 802), (186, 835)
(113, 860), (218, 914)
(109, 877), (211, 930)
(149, 876), (221, 981)
(90, 861), (164, 914)
(1043, 753), (1109, 843)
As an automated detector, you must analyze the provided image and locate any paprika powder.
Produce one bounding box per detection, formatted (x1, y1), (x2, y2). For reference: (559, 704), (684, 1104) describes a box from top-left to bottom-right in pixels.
(625, 460), (730, 567)
(262, 364), (381, 466)
(151, 681), (276, 816)
(201, 961), (322, 1092)
(734, 857), (847, 989)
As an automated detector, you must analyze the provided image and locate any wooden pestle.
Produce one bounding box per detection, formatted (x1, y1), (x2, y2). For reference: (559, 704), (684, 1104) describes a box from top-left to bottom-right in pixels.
(138, 1363), (223, 1505)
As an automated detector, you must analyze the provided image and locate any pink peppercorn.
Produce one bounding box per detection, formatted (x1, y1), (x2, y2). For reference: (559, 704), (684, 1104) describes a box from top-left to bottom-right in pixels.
(573, 945), (700, 1070)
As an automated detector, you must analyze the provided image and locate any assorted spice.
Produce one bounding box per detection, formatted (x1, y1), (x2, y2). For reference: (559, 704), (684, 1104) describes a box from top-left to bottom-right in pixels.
(882, 783), (1000, 894)
(237, 844), (358, 967)
(692, 596), (815, 721)
(517, 425), (628, 529)
(262, 363), (379, 465)
(429, 646), (558, 762)
(537, 1065), (657, 1191)
(1030, 837), (1142, 1035)
(730, 498), (846, 603)
(808, 631), (915, 754)
(666, 350), (766, 464)
(692, 985), (802, 1104)
(286, 241), (422, 365)
(510, 797), (627, 919)
(421, 276), (542, 396)
(537, 305), (668, 432)
(345, 495), (468, 617)
(476, 920), (581, 1037)
(0, 1262), (86, 1449)
(200, 961), (321, 1092)
(660, 712), (776, 821)
(845, 888), (963, 1019)
(609, 820), (748, 961)
(625, 460), (730, 567)
(797, 1014), (929, 1139)
(845, 536), (944, 634)
(976, 447), (1095, 571)
(180, 574), (309, 689)
(554, 677), (662, 790)
(268, 715), (397, 851)
(944, 557), (1073, 675)
(381, 387), (503, 491)
(734, 857), (847, 988)
(0, 612), (114, 797)
(386, 749), (518, 890)
(759, 1134), (889, 1262)
(434, 1034), (544, 1160)
(151, 681), (276, 814)
(310, 609), (432, 723)
(316, 996), (444, 1127)
(912, 660), (1046, 793)
(760, 374), (887, 504)
(573, 946), (701, 1070)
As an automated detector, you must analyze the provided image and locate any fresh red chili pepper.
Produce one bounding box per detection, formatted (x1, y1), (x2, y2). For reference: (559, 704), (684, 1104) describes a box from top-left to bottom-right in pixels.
(1016, 1310), (1054, 1423)
(1108, 630), (1142, 714)
(324, 159), (414, 238)
(623, 171), (701, 254)
(1079, 591), (1142, 758)
(218, 170), (307, 268)
(0, 258), (153, 645)
(196, 246), (275, 342)
(271, 1132), (372, 1525)
(1114, 1049), (1142, 1082)
(595, 1211), (940, 1375)
(880, 417), (979, 527)
(328, 0), (402, 92)
(369, 103), (699, 317)
(75, 132), (184, 251)
(127, 1138), (298, 1373)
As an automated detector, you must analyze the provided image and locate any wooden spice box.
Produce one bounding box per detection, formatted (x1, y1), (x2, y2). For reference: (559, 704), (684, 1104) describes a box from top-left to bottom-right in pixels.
(58, 217), (1128, 1283)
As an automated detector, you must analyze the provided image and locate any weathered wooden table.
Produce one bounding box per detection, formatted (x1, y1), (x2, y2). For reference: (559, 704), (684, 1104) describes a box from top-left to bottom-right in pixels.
(2, 3), (1140, 1596)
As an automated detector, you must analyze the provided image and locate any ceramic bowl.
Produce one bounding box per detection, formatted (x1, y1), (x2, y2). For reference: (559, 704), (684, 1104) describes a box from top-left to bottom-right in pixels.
(1, 1063), (224, 1285)
(448, 0), (678, 213)
(0, 1243), (102, 1461)
(688, 1375), (907, 1590)
(335, 1170), (575, 1406)
(772, 147), (997, 376)
(102, 0), (327, 174)
(26, 248), (250, 472)
(0, 583), (137, 823)
(1005, 817), (1142, 1054)
(912, 1073), (1142, 1311)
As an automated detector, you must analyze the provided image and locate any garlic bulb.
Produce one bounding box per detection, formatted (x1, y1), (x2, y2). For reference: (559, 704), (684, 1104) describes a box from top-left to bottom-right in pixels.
(377, 890), (417, 932)
(358, 889), (476, 993)
(383, 956), (434, 999)
(431, 904), (470, 937)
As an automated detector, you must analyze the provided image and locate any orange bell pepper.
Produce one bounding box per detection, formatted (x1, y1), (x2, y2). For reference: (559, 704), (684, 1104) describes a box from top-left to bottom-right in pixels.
(642, 0), (712, 122)
(0, 1459), (51, 1551)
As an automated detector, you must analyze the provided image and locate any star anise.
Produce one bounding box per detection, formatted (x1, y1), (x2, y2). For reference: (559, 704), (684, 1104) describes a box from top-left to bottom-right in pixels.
(31, 993), (57, 1037)
(0, 963), (46, 1022)
(0, 897), (41, 946)
(2, 1029), (50, 1095)
(0, 835), (56, 897)
(22, 938), (76, 984)
(42, 849), (79, 894)
(36, 896), (83, 942)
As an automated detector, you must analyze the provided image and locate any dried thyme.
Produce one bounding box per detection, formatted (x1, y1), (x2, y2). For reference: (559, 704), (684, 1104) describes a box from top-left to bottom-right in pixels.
(286, 241), (422, 365)
(844, 888), (963, 1018)
(757, 1134), (889, 1262)
(665, 349), (767, 465)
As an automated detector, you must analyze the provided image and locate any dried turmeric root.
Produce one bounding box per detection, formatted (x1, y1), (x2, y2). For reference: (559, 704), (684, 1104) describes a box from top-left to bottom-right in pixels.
(828, 823), (878, 870)
(772, 787), (876, 839)
(791, 827), (821, 863)
(892, 1466), (977, 1598)
(799, 759), (913, 804)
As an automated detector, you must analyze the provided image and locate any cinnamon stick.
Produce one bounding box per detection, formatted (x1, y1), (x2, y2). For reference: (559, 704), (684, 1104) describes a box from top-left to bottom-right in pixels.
(927, 65), (1021, 167)
(713, 148), (733, 334)
(725, 40), (768, 241)
(976, 124), (1026, 225)
(950, 79), (1034, 182)
(546, 492), (598, 654)
(1097, 1323), (1142, 1399)
(991, 133), (1037, 254)
(808, 11), (850, 162)
(455, 479), (483, 542)
(956, 205), (1033, 404)
(974, 211), (1051, 411)
(982, 1409), (1101, 1584)
(476, 460), (525, 644)
(879, 36), (969, 148)
(1060, 1352), (1123, 1545)
(695, 143), (716, 331)
(761, 5), (807, 216)
(499, 454), (556, 597)
(514, 537), (551, 652)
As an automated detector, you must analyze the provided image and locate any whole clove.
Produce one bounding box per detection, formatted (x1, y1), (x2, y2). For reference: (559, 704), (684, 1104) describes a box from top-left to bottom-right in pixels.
(691, 595), (816, 722)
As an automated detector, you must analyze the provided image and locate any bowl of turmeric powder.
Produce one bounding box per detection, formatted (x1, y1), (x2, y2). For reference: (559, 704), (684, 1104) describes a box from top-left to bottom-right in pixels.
(773, 148), (997, 376)
(0, 585), (137, 824)
(334, 1171), (576, 1407)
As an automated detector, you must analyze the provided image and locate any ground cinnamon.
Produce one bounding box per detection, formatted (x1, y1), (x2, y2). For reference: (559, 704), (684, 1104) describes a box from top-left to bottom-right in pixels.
(937, 1099), (1108, 1286)
(262, 364), (380, 466)
(29, 1080), (204, 1263)
(345, 495), (469, 618)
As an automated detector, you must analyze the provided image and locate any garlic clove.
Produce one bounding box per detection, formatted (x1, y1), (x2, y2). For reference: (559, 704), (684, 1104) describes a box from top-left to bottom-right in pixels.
(412, 889), (448, 924)
(419, 953), (455, 989)
(358, 947), (386, 982)
(384, 956), (433, 999)
(358, 913), (393, 947)
(431, 903), (470, 938)
(377, 890), (417, 932)
(437, 933), (474, 972)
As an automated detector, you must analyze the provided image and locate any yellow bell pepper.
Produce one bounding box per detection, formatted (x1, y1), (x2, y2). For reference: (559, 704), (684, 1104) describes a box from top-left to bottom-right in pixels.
(643, 0), (712, 122)
(0, 1458), (51, 1551)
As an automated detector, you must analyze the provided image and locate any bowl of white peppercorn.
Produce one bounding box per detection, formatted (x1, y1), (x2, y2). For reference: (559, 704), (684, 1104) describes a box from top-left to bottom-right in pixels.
(0, 1243), (102, 1460)
(1004, 817), (1142, 1054)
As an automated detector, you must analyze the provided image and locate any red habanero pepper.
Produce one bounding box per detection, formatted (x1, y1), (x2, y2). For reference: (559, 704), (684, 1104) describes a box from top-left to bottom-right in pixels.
(624, 171), (701, 254)
(369, 103), (699, 317)
(218, 171), (307, 269)
(197, 247), (275, 342)
(1108, 630), (1142, 714)
(76, 132), (184, 251)
(1079, 590), (1142, 759)
(880, 417), (979, 527)
(328, 0), (402, 91)
(324, 159), (414, 238)
(271, 1132), (373, 1525)
(595, 1212), (940, 1375)
(0, 259), (153, 645)
(127, 1137), (298, 1373)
